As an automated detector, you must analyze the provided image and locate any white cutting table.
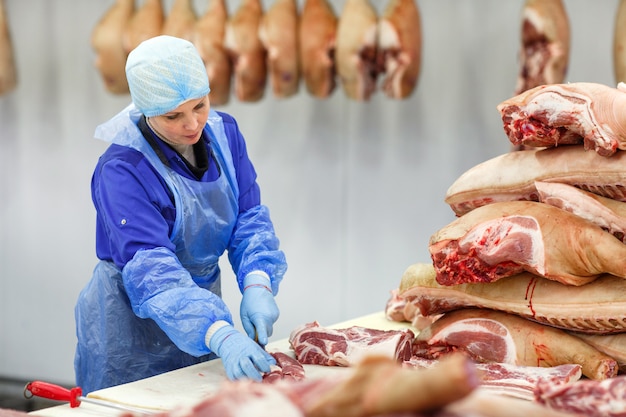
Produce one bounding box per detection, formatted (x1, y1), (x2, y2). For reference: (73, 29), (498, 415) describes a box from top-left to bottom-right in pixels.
(30, 312), (412, 417)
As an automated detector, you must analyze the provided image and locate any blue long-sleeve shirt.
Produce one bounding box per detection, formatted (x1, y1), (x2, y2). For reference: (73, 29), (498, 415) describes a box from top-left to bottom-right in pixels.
(92, 111), (260, 270)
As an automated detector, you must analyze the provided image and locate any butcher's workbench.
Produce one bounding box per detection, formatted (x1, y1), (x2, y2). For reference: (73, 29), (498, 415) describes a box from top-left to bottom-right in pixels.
(30, 312), (412, 417)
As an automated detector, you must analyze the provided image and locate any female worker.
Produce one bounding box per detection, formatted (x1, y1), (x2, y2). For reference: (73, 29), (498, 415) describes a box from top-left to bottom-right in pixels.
(74, 35), (287, 394)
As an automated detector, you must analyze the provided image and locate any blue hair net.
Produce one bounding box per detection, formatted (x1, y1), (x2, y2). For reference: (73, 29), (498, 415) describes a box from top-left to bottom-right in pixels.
(125, 35), (211, 117)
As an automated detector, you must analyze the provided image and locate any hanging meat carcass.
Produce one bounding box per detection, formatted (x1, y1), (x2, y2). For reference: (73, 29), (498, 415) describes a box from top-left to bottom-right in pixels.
(259, 0), (300, 98)
(0, 0), (17, 96)
(91, 0), (134, 95)
(224, 0), (267, 102)
(299, 0), (338, 98)
(514, 0), (570, 95)
(194, 0), (232, 106)
(335, 0), (379, 101)
(377, 0), (422, 99)
(123, 0), (164, 53)
(162, 0), (197, 41)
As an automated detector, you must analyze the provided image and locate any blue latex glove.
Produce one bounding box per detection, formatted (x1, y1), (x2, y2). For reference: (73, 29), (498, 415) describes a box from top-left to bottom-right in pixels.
(240, 273), (279, 346)
(208, 324), (276, 381)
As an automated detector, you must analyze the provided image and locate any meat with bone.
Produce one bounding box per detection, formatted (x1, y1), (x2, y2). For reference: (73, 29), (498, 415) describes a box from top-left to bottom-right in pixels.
(224, 0), (267, 102)
(258, 0), (300, 98)
(445, 146), (626, 216)
(514, 0), (570, 95)
(535, 181), (626, 242)
(399, 262), (626, 334)
(289, 321), (414, 366)
(430, 200), (626, 286)
(377, 0), (422, 99)
(335, 0), (379, 101)
(413, 308), (617, 380)
(90, 0), (134, 95)
(298, 0), (337, 98)
(497, 82), (626, 156)
(404, 357), (582, 401)
(123, 0), (164, 53)
(571, 332), (626, 373)
(614, 0), (626, 84)
(535, 376), (626, 417)
(161, 0), (196, 41)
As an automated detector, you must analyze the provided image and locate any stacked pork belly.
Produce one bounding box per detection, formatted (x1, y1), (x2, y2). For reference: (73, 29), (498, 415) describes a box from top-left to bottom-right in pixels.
(388, 81), (626, 416)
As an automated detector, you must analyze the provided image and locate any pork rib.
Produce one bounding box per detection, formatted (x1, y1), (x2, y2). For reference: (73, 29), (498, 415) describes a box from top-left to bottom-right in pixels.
(288, 321), (414, 366)
(399, 262), (626, 334)
(430, 200), (626, 286)
(514, 0), (570, 95)
(497, 82), (626, 156)
(413, 308), (616, 380)
(446, 146), (626, 216)
(535, 181), (626, 242)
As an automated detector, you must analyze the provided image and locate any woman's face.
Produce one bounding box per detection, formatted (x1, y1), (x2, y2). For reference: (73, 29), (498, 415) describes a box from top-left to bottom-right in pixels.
(149, 95), (210, 146)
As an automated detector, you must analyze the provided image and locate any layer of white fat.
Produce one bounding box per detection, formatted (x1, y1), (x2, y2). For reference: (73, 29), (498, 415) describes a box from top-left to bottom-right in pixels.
(431, 319), (517, 365)
(377, 20), (400, 49)
(344, 333), (404, 365)
(459, 216), (546, 275)
(536, 181), (626, 236)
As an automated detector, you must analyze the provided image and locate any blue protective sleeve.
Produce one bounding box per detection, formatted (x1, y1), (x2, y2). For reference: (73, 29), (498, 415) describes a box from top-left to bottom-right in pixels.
(122, 247), (233, 356)
(227, 205), (287, 295)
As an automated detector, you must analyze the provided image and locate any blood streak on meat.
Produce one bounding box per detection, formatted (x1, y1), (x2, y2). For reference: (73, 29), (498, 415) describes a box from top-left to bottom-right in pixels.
(289, 321), (414, 366)
(525, 276), (538, 317)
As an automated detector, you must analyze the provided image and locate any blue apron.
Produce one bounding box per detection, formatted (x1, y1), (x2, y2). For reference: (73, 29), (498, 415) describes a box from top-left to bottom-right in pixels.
(75, 105), (239, 393)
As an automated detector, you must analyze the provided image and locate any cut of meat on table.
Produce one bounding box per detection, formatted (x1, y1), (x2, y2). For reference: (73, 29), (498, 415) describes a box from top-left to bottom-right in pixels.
(412, 308), (617, 381)
(263, 351), (306, 383)
(429, 200), (626, 286)
(377, 0), (422, 99)
(385, 286), (441, 330)
(298, 0), (338, 98)
(193, 0), (231, 106)
(335, 0), (379, 101)
(90, 0), (134, 95)
(497, 82), (626, 156)
(299, 354), (479, 417)
(571, 332), (626, 373)
(161, 0), (197, 41)
(289, 321), (414, 366)
(224, 0), (267, 102)
(258, 0), (300, 98)
(514, 0), (570, 95)
(614, 0), (626, 84)
(445, 146), (626, 217)
(398, 263), (626, 335)
(535, 181), (626, 242)
(535, 376), (626, 417)
(123, 0), (164, 53)
(404, 357), (582, 401)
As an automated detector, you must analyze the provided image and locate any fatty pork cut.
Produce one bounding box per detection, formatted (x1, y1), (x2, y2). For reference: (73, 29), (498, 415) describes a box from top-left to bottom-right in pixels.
(399, 262), (626, 334)
(258, 0), (300, 98)
(194, 0), (232, 106)
(299, 0), (338, 98)
(90, 0), (134, 95)
(430, 200), (626, 286)
(614, 0), (626, 84)
(161, 0), (197, 41)
(224, 0), (267, 102)
(413, 308), (617, 380)
(377, 0), (422, 99)
(445, 146), (626, 216)
(514, 0), (570, 95)
(335, 0), (379, 100)
(123, 0), (164, 52)
(497, 82), (626, 156)
(535, 181), (626, 242)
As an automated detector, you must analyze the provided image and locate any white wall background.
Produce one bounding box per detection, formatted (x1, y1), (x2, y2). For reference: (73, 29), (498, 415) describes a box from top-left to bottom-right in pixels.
(0, 0), (618, 384)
